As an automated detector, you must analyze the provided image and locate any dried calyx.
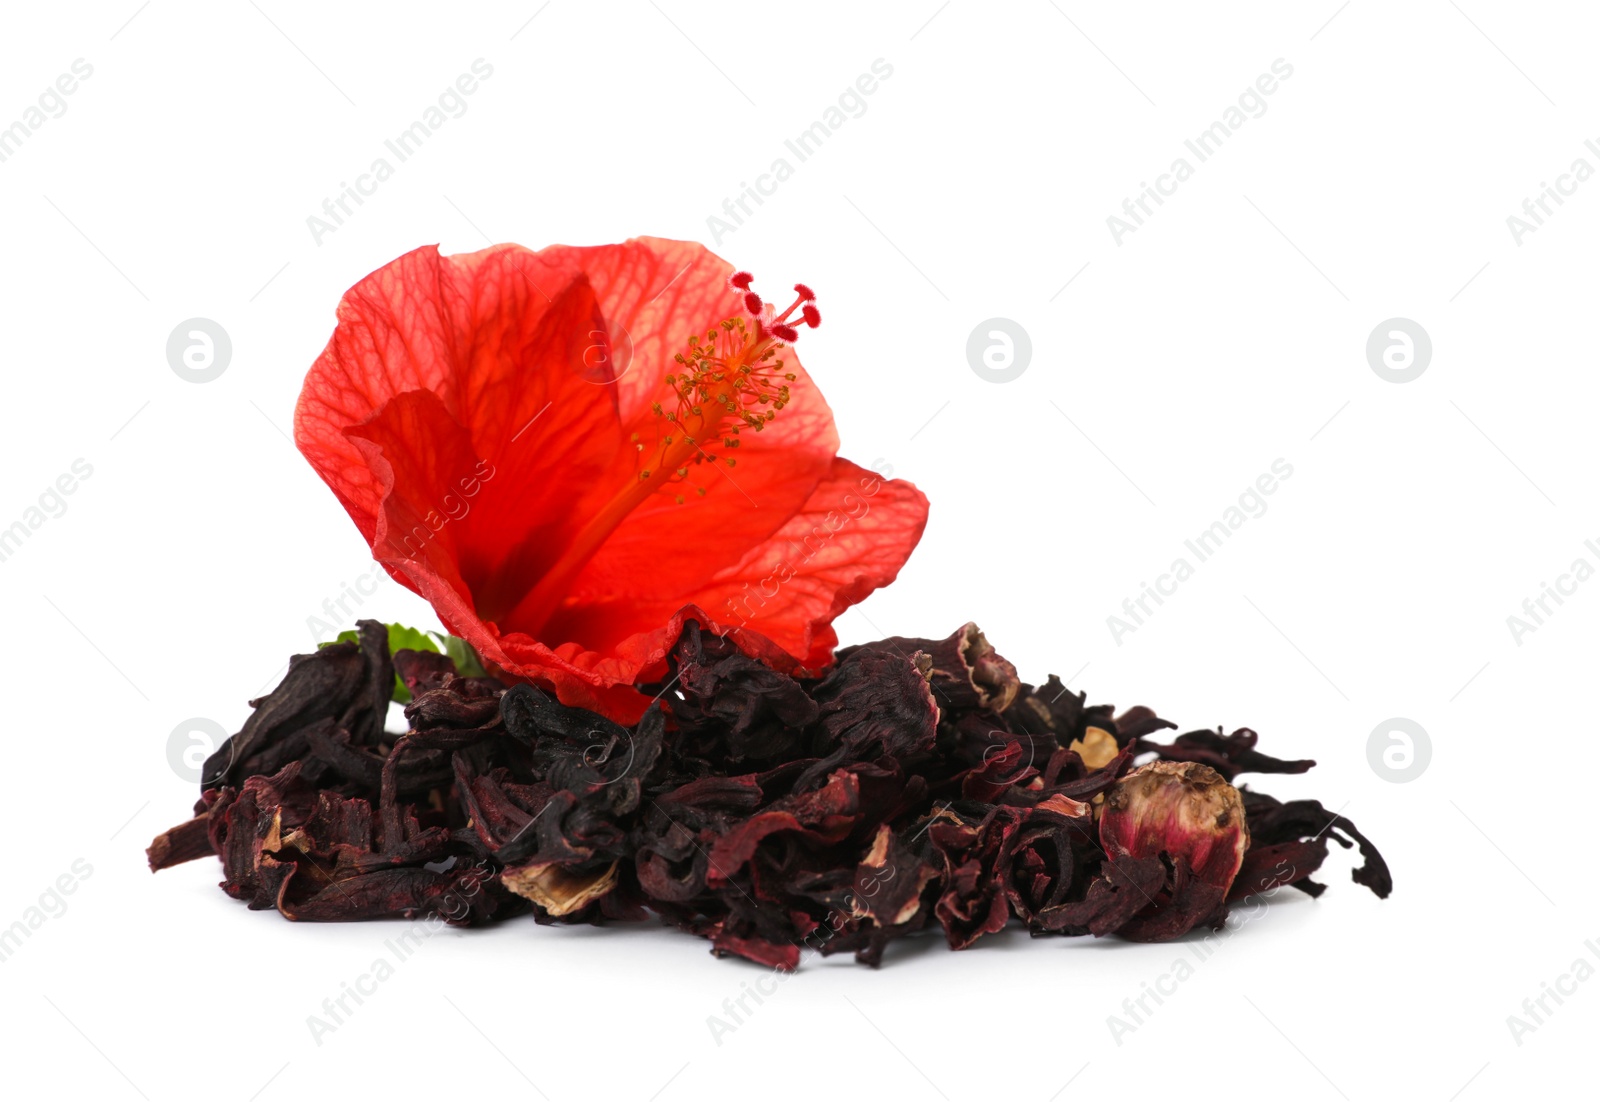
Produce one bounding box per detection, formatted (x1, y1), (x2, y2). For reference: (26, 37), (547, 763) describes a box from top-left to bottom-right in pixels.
(147, 619), (1389, 969)
(842, 622), (1019, 714)
(1097, 761), (1249, 940)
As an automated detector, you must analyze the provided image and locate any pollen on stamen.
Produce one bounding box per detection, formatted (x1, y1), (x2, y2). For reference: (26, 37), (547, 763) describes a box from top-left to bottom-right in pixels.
(641, 294), (805, 490)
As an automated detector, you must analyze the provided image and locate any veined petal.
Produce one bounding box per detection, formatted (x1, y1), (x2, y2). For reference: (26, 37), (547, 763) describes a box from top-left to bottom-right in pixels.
(514, 458), (930, 715)
(533, 238), (841, 611)
(295, 240), (926, 721)
(688, 456), (930, 667)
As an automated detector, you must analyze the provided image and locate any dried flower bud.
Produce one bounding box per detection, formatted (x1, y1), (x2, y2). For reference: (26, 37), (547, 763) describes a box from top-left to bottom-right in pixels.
(1102, 761), (1248, 883)
(1097, 761), (1249, 940)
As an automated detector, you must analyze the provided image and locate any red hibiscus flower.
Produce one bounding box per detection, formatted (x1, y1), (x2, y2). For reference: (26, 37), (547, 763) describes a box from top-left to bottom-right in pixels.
(294, 238), (929, 721)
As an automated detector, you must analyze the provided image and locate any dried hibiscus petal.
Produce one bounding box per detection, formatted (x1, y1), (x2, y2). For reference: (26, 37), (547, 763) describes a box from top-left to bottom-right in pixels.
(927, 805), (1020, 949)
(1236, 790), (1393, 900)
(1001, 797), (1097, 926)
(1135, 726), (1316, 782)
(841, 622), (1019, 714)
(149, 618), (1389, 967)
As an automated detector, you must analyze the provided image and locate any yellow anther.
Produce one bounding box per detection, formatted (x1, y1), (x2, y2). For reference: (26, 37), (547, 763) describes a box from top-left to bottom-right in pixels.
(634, 305), (804, 496)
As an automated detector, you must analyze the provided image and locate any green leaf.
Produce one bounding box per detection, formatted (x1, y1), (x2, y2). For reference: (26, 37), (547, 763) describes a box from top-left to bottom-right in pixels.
(431, 631), (488, 679)
(385, 623), (440, 657)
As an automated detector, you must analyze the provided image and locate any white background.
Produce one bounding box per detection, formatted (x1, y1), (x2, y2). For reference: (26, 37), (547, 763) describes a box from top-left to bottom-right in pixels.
(0, 1), (1590, 1098)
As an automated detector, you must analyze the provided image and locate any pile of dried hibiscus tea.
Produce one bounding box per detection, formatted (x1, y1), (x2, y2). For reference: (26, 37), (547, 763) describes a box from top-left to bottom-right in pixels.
(148, 619), (1390, 969)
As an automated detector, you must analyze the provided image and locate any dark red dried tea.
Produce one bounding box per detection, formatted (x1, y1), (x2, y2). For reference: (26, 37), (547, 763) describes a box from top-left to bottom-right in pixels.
(149, 620), (1390, 968)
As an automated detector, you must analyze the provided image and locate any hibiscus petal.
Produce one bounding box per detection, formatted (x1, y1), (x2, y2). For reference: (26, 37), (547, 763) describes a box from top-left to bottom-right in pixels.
(534, 239), (842, 609)
(341, 388), (485, 630)
(296, 245), (638, 614)
(296, 240), (926, 722)
(685, 456), (930, 667)
(504, 457), (929, 718)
